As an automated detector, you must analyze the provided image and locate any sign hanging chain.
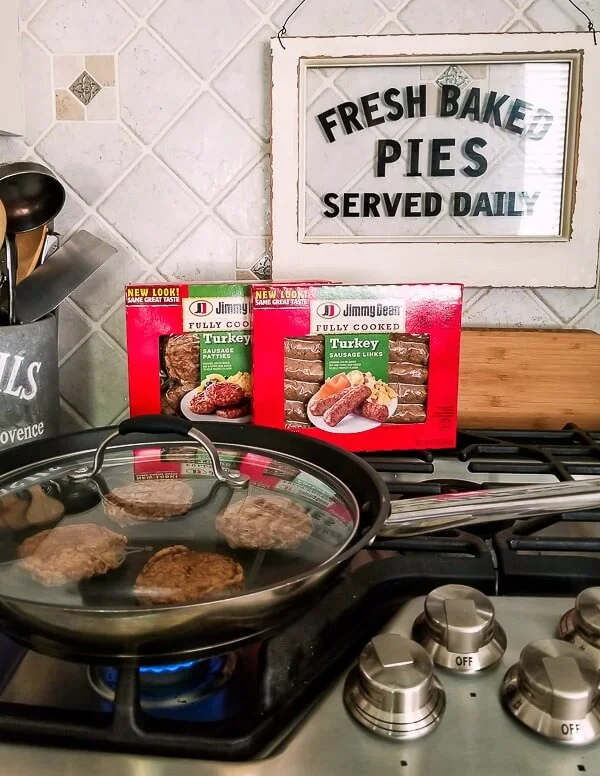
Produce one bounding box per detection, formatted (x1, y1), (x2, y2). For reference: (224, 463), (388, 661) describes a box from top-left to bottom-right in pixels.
(565, 0), (597, 43)
(277, 0), (596, 46)
(277, 0), (309, 49)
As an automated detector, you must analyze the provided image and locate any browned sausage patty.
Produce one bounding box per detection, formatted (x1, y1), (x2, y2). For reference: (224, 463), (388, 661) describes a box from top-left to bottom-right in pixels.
(164, 335), (199, 384)
(103, 480), (193, 526)
(18, 523), (127, 586)
(205, 382), (245, 408)
(216, 402), (250, 419)
(216, 495), (313, 550)
(134, 546), (244, 606)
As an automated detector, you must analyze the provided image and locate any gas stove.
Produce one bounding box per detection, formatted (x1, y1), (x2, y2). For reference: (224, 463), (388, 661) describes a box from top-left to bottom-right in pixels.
(1, 428), (600, 775)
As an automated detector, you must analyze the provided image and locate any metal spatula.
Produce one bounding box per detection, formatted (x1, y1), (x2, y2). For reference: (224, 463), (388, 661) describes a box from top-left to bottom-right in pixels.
(14, 230), (117, 323)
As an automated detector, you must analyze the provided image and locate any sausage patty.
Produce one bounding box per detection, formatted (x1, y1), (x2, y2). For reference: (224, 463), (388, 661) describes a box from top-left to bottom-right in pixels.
(205, 382), (245, 408)
(216, 403), (250, 419)
(188, 391), (217, 415)
(216, 495), (313, 550)
(134, 546), (244, 606)
(164, 335), (199, 384)
(18, 523), (127, 587)
(103, 480), (193, 526)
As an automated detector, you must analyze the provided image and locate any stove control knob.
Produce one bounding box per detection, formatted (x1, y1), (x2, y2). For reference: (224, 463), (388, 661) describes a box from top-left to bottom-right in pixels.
(501, 639), (600, 745)
(558, 587), (600, 665)
(412, 584), (506, 673)
(343, 633), (445, 740)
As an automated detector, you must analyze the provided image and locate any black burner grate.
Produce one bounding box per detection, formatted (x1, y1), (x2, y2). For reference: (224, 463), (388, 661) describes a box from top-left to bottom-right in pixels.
(457, 427), (600, 479)
(364, 426), (600, 594)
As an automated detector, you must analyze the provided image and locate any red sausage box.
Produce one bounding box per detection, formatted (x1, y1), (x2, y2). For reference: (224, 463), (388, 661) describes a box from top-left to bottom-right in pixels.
(251, 283), (463, 452)
(126, 282), (252, 424)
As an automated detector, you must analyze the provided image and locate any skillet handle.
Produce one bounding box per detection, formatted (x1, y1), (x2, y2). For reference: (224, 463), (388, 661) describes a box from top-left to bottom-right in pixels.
(72, 414), (248, 489)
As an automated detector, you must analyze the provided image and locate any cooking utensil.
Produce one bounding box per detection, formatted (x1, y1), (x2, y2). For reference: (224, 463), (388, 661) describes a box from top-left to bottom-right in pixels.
(3, 233), (17, 324)
(15, 224), (47, 283)
(14, 230), (117, 323)
(383, 477), (600, 536)
(38, 229), (60, 266)
(0, 161), (65, 234)
(459, 329), (600, 430)
(0, 199), (6, 240)
(0, 162), (65, 324)
(0, 415), (387, 663)
(0, 200), (7, 324)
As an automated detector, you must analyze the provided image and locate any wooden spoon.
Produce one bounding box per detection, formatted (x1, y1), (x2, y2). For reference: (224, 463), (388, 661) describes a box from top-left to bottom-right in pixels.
(0, 200), (6, 245)
(16, 224), (47, 284)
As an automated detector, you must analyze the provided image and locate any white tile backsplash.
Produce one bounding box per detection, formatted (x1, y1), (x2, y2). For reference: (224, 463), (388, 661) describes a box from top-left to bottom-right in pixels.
(98, 155), (200, 262)
(2, 0), (600, 427)
(29, 0), (136, 53)
(215, 155), (271, 235)
(149, 0), (259, 78)
(463, 288), (561, 328)
(119, 29), (199, 144)
(156, 92), (264, 202)
(36, 122), (142, 204)
(158, 217), (236, 280)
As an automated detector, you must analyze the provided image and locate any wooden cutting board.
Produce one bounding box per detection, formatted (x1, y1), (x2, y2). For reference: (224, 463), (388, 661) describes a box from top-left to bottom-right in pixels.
(458, 329), (600, 430)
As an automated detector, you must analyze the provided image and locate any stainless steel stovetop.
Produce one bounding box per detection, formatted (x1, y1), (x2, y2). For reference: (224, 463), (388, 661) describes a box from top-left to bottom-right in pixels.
(0, 595), (596, 776)
(2, 428), (600, 774)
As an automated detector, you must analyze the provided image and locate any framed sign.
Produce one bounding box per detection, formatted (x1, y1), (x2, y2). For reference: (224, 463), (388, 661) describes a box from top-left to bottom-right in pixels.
(271, 33), (600, 287)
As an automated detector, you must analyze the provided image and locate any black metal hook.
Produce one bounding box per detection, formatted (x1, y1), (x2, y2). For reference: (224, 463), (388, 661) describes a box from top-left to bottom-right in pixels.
(566, 0), (597, 44)
(277, 0), (309, 49)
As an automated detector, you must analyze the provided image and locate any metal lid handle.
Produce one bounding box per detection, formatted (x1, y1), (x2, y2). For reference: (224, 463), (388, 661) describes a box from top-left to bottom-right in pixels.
(71, 414), (248, 488)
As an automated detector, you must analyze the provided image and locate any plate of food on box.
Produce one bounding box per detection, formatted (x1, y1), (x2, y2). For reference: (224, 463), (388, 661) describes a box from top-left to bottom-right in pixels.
(306, 371), (399, 433)
(180, 372), (252, 423)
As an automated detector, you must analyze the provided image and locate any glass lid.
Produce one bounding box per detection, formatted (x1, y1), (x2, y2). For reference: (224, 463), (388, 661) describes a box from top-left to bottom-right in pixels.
(0, 418), (359, 610)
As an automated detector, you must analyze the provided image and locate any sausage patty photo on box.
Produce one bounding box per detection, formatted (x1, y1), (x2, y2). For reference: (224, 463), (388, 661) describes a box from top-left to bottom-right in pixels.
(126, 283), (252, 424)
(251, 283), (462, 452)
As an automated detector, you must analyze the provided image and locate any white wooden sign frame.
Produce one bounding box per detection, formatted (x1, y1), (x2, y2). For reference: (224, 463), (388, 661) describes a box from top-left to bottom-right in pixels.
(270, 33), (600, 287)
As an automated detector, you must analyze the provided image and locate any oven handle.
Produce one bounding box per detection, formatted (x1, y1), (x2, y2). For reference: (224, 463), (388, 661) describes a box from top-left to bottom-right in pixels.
(379, 477), (600, 537)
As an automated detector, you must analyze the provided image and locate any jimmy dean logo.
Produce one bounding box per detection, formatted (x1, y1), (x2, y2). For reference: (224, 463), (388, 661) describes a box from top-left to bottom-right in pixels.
(310, 298), (406, 333)
(342, 303), (404, 318)
(317, 303), (340, 318)
(183, 296), (251, 332)
(190, 300), (213, 316)
(215, 301), (249, 315)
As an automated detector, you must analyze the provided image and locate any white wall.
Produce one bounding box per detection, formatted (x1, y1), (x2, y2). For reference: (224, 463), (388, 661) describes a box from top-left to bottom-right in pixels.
(1, 0), (599, 429)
